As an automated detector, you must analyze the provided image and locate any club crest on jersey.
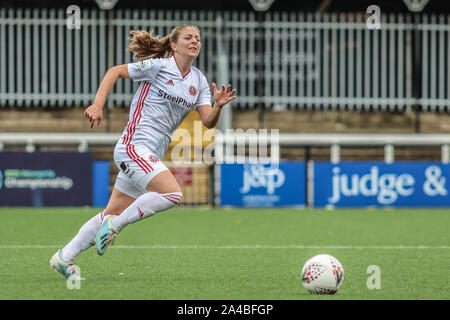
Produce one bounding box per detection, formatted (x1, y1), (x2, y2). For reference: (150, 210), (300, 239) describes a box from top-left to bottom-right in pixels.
(149, 154), (160, 163)
(189, 85), (197, 96)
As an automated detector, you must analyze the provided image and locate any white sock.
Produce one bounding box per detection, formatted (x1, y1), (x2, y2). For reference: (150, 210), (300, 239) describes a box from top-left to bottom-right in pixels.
(61, 210), (106, 262)
(112, 192), (182, 230)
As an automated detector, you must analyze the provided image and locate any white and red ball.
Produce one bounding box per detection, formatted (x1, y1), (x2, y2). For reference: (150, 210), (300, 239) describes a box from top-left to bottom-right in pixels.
(301, 254), (344, 295)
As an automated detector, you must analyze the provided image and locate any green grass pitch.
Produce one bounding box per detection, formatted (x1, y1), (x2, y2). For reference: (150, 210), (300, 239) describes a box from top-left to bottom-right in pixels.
(0, 207), (449, 300)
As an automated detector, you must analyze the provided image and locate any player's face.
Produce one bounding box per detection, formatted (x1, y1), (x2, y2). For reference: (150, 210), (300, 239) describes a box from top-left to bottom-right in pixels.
(174, 27), (201, 59)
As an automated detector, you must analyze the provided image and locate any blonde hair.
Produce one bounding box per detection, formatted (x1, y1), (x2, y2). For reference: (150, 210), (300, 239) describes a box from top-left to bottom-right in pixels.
(127, 24), (200, 61)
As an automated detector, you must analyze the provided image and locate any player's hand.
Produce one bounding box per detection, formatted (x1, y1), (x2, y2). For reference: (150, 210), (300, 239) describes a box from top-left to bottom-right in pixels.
(84, 104), (104, 128)
(212, 83), (237, 107)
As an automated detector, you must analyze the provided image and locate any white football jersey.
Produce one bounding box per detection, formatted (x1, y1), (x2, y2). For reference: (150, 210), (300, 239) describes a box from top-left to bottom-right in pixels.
(120, 55), (211, 159)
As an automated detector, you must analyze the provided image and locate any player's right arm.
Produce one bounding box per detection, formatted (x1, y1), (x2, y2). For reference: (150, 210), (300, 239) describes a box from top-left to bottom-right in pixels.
(84, 64), (130, 128)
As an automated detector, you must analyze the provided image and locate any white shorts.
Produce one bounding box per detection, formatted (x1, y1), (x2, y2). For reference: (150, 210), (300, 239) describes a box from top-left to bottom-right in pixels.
(113, 143), (169, 198)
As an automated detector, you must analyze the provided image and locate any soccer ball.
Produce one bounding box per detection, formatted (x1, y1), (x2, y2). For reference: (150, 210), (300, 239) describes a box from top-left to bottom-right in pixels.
(301, 254), (344, 295)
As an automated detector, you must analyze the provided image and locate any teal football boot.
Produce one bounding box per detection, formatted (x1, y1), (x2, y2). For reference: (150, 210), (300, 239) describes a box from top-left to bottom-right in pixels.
(95, 215), (120, 255)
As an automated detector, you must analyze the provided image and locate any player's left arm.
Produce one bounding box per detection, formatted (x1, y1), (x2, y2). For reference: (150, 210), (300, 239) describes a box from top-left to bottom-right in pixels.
(197, 83), (237, 129)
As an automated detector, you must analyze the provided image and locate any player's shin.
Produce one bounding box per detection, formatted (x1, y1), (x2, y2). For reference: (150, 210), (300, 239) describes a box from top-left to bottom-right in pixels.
(111, 191), (182, 230)
(60, 210), (105, 262)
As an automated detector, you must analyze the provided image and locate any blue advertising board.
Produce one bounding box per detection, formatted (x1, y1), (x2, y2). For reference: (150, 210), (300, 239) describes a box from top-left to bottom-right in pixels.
(219, 162), (306, 207)
(314, 162), (450, 207)
(92, 161), (110, 207)
(0, 152), (93, 206)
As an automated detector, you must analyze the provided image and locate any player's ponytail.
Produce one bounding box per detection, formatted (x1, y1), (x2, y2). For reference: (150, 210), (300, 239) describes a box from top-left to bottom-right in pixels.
(127, 24), (200, 61)
(127, 30), (171, 60)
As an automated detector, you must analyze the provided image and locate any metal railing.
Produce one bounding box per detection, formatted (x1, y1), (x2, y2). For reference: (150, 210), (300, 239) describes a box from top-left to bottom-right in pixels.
(213, 132), (450, 163)
(1, 8), (450, 111)
(1, 132), (449, 163)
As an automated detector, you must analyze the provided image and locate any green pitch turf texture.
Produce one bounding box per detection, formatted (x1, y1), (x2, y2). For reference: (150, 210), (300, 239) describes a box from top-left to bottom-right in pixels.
(0, 207), (449, 300)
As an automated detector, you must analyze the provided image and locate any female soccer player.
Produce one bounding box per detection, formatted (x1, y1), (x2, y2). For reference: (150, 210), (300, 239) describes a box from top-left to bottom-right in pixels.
(50, 24), (236, 280)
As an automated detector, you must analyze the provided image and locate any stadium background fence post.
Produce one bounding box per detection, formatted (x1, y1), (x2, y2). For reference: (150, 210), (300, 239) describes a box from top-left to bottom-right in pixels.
(216, 15), (232, 132)
(412, 12), (422, 133)
(105, 8), (115, 132)
(257, 11), (265, 130)
(95, 0), (120, 132)
(249, 0), (274, 129)
(209, 164), (215, 207)
(307, 159), (314, 209)
(305, 146), (312, 208)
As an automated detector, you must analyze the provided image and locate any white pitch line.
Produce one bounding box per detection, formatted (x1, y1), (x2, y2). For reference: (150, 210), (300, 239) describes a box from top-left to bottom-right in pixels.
(0, 245), (61, 249)
(0, 245), (449, 249)
(114, 245), (450, 249)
